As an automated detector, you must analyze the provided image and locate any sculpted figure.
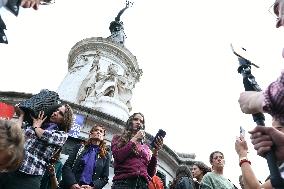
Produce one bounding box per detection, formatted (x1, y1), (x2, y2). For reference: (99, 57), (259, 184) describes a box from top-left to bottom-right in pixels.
(93, 63), (119, 98)
(108, 1), (133, 45)
(117, 71), (133, 111)
(77, 55), (101, 104)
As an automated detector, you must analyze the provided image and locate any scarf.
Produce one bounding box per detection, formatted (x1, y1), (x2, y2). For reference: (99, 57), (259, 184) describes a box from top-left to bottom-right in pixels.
(79, 145), (100, 185)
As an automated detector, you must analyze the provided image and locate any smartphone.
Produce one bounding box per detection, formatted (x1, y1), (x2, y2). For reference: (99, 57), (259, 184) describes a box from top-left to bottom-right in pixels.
(150, 129), (166, 148)
(49, 157), (57, 165)
(240, 126), (245, 137)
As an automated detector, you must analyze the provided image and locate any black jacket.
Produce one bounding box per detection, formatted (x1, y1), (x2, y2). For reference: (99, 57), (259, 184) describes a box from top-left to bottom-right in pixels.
(61, 144), (110, 189)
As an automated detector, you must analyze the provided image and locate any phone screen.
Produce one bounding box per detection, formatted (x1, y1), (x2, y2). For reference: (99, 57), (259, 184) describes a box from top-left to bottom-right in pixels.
(240, 126), (245, 137)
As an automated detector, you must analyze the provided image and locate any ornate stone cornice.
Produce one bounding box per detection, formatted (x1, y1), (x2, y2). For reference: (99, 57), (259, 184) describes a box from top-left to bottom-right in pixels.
(67, 37), (142, 82)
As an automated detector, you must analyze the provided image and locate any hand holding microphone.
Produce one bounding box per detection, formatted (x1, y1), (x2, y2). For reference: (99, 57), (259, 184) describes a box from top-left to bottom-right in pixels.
(131, 128), (145, 144)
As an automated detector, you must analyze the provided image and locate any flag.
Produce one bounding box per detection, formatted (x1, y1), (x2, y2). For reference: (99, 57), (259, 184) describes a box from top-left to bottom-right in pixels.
(0, 102), (14, 120)
(68, 114), (85, 138)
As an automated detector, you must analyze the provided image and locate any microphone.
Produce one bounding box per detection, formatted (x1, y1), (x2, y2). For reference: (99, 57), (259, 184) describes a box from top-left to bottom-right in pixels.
(137, 124), (144, 130)
(138, 137), (144, 145)
(137, 124), (144, 144)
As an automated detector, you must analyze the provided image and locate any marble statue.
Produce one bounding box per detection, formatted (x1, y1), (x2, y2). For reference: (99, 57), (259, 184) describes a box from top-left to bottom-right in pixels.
(77, 53), (101, 103)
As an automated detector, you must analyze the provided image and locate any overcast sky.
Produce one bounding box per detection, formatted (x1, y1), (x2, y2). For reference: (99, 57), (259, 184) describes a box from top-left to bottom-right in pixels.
(1, 0), (284, 187)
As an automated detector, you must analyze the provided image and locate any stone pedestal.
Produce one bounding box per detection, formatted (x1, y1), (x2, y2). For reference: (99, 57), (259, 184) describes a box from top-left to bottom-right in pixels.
(57, 37), (142, 121)
(83, 96), (129, 122)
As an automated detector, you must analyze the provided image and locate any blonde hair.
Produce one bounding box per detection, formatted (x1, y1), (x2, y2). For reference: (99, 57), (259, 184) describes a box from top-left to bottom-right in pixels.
(0, 119), (25, 171)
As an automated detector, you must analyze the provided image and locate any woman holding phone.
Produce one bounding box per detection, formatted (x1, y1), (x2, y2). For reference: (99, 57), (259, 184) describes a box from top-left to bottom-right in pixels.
(111, 113), (164, 189)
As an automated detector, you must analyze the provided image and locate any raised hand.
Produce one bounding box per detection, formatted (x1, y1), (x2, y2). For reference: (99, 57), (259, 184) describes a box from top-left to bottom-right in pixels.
(235, 136), (248, 158)
(21, 0), (40, 10)
(152, 136), (163, 155)
(131, 130), (145, 143)
(32, 111), (47, 129)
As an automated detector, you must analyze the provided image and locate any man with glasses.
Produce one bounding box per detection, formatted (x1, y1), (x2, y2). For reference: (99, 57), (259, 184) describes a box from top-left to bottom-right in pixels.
(238, 0), (284, 116)
(237, 1), (284, 188)
(238, 0), (284, 162)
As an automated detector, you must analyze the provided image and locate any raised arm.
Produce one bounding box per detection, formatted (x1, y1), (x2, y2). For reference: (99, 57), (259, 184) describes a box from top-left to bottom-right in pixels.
(235, 136), (269, 189)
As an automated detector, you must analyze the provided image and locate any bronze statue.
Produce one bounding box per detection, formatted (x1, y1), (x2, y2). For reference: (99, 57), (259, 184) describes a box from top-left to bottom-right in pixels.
(108, 1), (133, 45)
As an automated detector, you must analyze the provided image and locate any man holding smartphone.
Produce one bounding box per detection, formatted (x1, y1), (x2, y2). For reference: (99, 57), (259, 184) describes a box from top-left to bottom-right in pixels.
(238, 0), (284, 164)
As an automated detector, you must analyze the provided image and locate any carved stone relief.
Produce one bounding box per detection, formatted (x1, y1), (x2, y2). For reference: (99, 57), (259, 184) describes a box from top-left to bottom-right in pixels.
(76, 58), (135, 111)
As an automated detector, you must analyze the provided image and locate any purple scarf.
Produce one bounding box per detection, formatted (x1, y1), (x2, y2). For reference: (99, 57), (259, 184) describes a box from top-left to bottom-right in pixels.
(79, 145), (100, 185)
(41, 122), (58, 131)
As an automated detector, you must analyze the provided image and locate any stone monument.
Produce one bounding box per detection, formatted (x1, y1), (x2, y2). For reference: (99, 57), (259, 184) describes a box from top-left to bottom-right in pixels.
(57, 1), (142, 122)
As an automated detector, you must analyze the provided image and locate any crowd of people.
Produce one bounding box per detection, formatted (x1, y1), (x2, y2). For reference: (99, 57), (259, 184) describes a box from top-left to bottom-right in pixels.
(1, 0), (284, 188)
(0, 105), (166, 189)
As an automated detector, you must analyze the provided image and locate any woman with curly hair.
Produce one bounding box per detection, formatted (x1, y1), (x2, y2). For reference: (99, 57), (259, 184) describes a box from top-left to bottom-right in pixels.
(60, 124), (110, 189)
(111, 113), (164, 189)
(0, 104), (73, 189)
(191, 161), (211, 188)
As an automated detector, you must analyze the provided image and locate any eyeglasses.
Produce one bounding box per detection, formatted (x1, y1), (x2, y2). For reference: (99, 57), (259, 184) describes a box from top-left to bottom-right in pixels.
(268, 2), (279, 20)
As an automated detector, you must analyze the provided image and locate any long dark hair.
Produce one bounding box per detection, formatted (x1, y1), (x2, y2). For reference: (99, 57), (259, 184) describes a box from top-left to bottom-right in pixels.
(193, 161), (211, 176)
(116, 113), (145, 154)
(170, 165), (195, 189)
(125, 112), (145, 130)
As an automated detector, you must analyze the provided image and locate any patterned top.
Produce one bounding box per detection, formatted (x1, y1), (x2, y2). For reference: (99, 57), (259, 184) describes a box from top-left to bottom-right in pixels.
(263, 71), (284, 124)
(200, 172), (235, 189)
(19, 123), (68, 175)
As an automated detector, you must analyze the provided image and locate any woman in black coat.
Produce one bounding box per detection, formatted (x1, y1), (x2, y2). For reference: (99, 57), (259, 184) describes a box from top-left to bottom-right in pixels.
(60, 124), (110, 189)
